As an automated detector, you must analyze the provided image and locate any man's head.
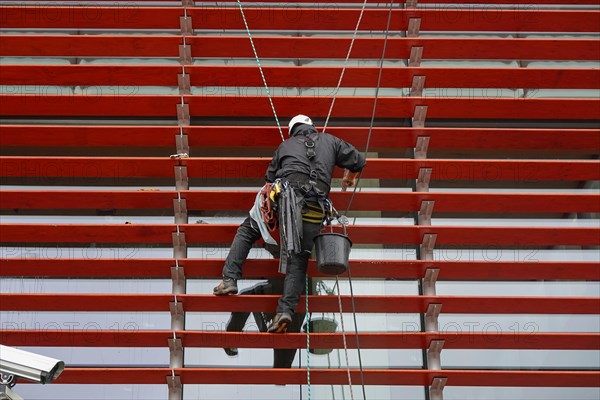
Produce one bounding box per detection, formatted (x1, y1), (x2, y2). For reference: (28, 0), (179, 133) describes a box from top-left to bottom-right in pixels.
(288, 114), (314, 136)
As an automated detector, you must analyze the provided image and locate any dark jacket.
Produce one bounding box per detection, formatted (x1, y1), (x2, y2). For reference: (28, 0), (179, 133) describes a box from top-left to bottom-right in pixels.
(265, 124), (366, 195)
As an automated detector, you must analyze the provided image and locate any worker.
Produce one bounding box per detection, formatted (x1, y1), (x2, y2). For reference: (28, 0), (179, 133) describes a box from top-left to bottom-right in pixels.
(213, 114), (366, 333)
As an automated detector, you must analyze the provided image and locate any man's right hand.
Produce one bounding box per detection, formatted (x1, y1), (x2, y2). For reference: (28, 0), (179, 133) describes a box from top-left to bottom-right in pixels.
(342, 169), (359, 191)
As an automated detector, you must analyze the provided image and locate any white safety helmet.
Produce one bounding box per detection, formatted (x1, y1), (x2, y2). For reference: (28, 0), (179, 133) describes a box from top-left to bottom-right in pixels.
(288, 114), (314, 136)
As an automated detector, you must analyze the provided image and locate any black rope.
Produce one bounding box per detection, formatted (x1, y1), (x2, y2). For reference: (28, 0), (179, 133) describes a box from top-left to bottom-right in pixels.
(343, 1), (396, 399)
(344, 0), (396, 217)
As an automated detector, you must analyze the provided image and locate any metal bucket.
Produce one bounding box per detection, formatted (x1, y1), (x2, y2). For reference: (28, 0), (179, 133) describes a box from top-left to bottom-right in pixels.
(314, 233), (352, 275)
(304, 317), (338, 355)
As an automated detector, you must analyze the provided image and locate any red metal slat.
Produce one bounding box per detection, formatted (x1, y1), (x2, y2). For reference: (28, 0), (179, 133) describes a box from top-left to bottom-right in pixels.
(2, 294), (599, 314)
(328, 192), (600, 214)
(2, 330), (598, 350)
(0, 125), (179, 147)
(2, 36), (597, 60)
(186, 96), (600, 120)
(1, 259), (599, 281)
(46, 368), (600, 386)
(2, 190), (599, 213)
(188, 36), (600, 60)
(185, 295), (600, 314)
(0, 35), (181, 57)
(339, 225), (600, 246)
(0, 259), (175, 278)
(185, 158), (600, 181)
(0, 157), (176, 178)
(1, 224), (598, 246)
(0, 224), (177, 244)
(214, 0), (600, 3)
(0, 65), (181, 87)
(2, 95), (599, 120)
(3, 8), (597, 31)
(0, 330), (171, 348)
(0, 260), (600, 281)
(187, 8), (600, 32)
(0, 95), (180, 117)
(10, 0), (600, 4)
(0, 294), (173, 312)
(0, 190), (177, 210)
(186, 331), (600, 351)
(2, 157), (598, 181)
(187, 66), (600, 89)
(2, 126), (598, 150)
(0, 7), (182, 29)
(4, 65), (599, 89)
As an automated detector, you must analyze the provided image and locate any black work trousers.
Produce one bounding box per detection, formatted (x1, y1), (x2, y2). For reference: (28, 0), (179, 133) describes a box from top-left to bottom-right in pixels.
(222, 215), (322, 315)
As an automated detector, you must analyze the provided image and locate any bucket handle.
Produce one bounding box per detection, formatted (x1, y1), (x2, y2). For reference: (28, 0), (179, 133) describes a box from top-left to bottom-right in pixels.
(325, 200), (349, 236)
(305, 281), (337, 331)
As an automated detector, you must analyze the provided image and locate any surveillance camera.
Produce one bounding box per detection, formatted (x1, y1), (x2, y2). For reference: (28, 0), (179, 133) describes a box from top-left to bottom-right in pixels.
(0, 346), (64, 385)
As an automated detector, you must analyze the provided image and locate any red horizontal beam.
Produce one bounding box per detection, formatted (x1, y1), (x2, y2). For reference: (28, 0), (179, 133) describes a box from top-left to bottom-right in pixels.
(192, 66), (600, 89)
(0, 65), (180, 87)
(2, 95), (598, 120)
(2, 190), (599, 214)
(2, 330), (598, 350)
(189, 36), (600, 60)
(191, 96), (600, 120)
(0, 224), (598, 246)
(3, 65), (599, 89)
(0, 7), (182, 29)
(0, 35), (181, 57)
(0, 156), (177, 178)
(2, 125), (598, 150)
(2, 36), (598, 60)
(213, 0), (600, 3)
(49, 367), (600, 386)
(3, 190), (600, 213)
(2, 259), (599, 280)
(2, 294), (599, 314)
(10, 0), (600, 4)
(193, 9), (600, 32)
(3, 7), (598, 32)
(1, 259), (599, 281)
(2, 157), (599, 181)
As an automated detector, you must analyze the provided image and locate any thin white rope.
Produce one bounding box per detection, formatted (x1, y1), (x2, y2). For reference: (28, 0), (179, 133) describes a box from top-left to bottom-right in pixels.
(322, 0), (370, 133)
(336, 275), (354, 400)
(235, 0), (285, 141)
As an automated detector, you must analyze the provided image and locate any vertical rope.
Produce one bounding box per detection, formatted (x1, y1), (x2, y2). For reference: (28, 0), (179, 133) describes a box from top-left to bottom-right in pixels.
(305, 273), (311, 400)
(336, 275), (355, 400)
(323, 0), (370, 133)
(345, 0), (395, 218)
(235, 0), (285, 141)
(341, 3), (397, 399)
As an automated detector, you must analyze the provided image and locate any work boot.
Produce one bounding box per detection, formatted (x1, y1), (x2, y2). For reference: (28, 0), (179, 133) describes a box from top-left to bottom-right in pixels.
(267, 312), (292, 333)
(223, 347), (238, 357)
(213, 277), (238, 296)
